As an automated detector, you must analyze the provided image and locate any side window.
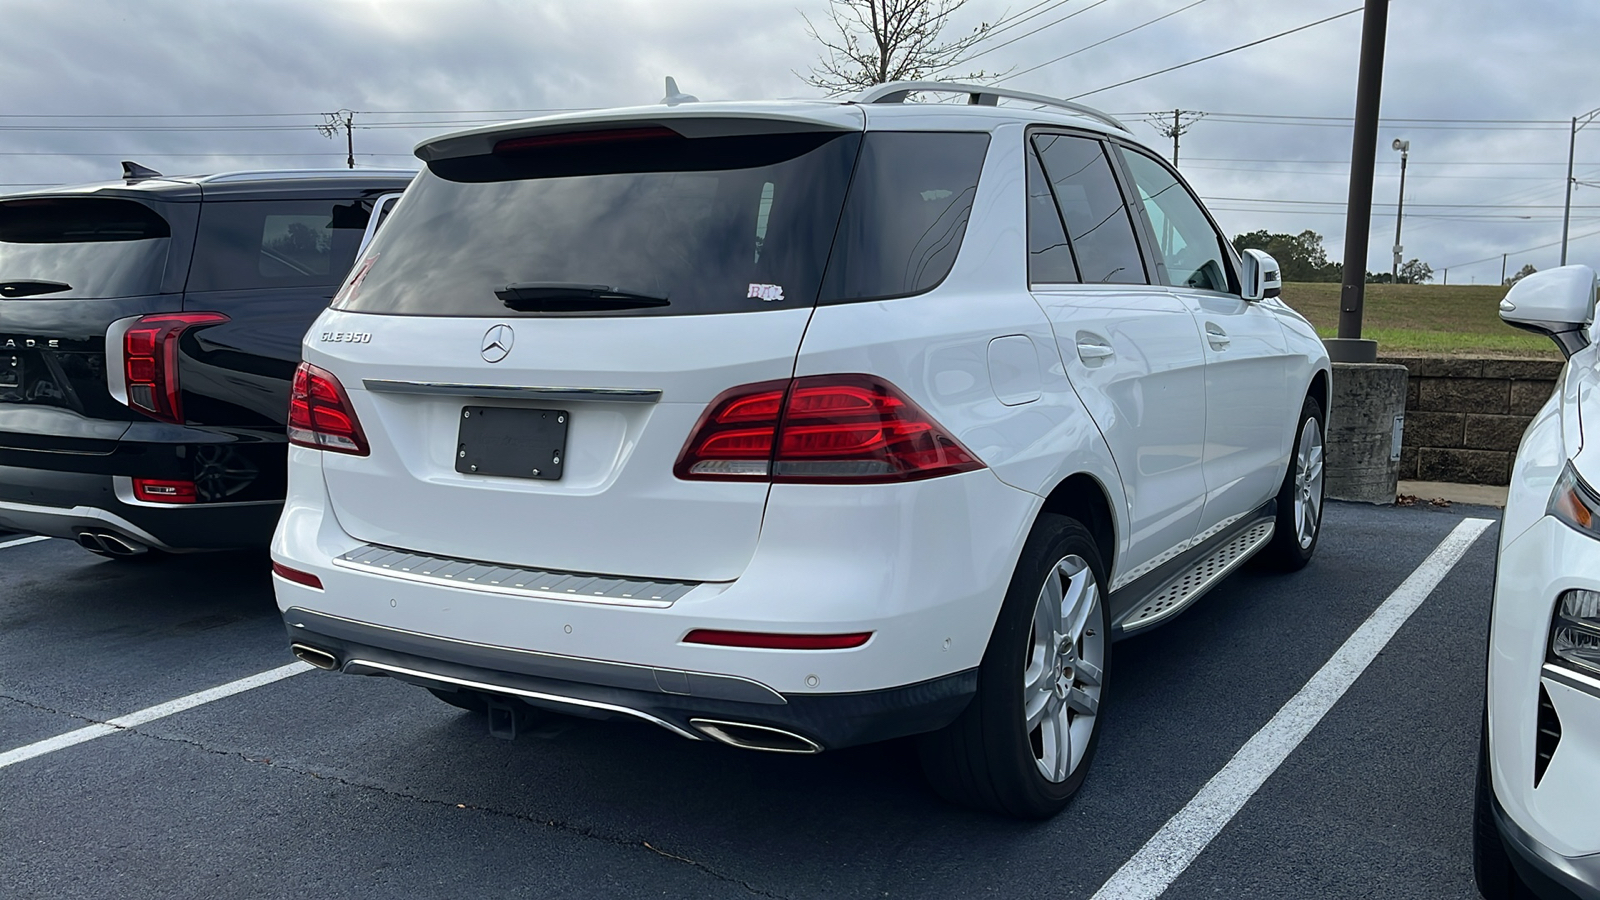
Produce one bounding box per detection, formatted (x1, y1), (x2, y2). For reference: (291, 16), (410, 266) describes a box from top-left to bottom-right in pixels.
(1120, 149), (1234, 294)
(1026, 143), (1077, 284)
(1032, 134), (1147, 285)
(187, 199), (371, 291)
(819, 131), (990, 303)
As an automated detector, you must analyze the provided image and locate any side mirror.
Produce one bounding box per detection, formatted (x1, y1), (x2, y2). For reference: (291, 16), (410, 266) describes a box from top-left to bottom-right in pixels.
(1240, 249), (1282, 302)
(1499, 264), (1597, 358)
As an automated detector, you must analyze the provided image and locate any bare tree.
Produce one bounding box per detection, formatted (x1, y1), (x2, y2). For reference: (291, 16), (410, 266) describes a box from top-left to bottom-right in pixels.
(800, 0), (1005, 94)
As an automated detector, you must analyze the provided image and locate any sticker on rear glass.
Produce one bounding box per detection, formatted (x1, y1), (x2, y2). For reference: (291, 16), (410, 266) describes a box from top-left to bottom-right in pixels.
(748, 283), (785, 303)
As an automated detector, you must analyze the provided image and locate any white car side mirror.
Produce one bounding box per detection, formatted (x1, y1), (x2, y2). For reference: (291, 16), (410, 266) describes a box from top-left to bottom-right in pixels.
(1499, 264), (1597, 358)
(1240, 249), (1282, 302)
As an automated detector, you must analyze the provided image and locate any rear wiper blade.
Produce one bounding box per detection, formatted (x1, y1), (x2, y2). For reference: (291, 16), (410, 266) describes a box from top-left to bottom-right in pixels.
(495, 282), (669, 312)
(1, 280), (71, 299)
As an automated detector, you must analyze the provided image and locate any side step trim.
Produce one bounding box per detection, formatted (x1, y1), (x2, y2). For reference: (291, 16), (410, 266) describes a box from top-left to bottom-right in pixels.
(1111, 514), (1275, 637)
(342, 657), (705, 742)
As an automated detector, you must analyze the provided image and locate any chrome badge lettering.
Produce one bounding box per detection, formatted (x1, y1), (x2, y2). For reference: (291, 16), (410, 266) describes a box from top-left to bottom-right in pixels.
(319, 331), (372, 344)
(1, 338), (61, 349)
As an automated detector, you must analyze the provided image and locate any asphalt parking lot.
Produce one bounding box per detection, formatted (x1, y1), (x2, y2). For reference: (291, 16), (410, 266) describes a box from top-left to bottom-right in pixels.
(1, 501), (1500, 900)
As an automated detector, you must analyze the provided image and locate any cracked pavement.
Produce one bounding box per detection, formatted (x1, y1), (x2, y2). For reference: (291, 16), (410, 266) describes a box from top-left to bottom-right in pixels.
(0, 502), (1498, 899)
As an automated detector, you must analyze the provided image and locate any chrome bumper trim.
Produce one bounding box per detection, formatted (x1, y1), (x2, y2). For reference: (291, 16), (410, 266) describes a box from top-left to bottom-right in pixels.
(332, 543), (699, 608)
(362, 380), (662, 404)
(341, 657), (706, 742)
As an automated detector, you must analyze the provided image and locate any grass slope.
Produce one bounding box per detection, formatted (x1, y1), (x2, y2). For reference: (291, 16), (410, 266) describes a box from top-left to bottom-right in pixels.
(1279, 282), (1557, 358)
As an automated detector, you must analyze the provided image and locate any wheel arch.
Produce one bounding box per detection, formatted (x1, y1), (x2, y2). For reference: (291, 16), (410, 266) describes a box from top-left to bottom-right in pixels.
(1039, 472), (1117, 581)
(1309, 367), (1331, 416)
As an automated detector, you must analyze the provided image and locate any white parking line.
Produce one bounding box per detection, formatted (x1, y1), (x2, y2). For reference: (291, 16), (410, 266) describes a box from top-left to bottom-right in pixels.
(0, 661), (313, 770)
(0, 535), (51, 550)
(1090, 516), (1495, 900)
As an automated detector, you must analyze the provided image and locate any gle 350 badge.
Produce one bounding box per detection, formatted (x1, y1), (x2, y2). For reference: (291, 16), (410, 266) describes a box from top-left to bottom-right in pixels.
(320, 331), (372, 344)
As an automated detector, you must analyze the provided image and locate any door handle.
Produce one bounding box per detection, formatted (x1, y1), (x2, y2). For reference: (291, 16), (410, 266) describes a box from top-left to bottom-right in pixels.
(1076, 339), (1115, 363)
(1205, 324), (1230, 350)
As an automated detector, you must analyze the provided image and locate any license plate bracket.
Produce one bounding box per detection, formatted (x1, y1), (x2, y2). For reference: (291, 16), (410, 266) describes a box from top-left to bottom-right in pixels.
(455, 406), (568, 481)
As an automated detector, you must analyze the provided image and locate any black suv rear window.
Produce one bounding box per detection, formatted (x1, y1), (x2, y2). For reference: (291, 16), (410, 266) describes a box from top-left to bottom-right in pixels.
(187, 199), (373, 292)
(342, 131), (862, 318)
(0, 198), (173, 299)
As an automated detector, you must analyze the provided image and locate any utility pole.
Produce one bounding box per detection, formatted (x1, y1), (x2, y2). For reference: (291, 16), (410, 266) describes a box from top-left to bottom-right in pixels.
(1442, 268), (1448, 286)
(1330, 0), (1389, 363)
(1147, 109), (1205, 166)
(1391, 139), (1409, 282)
(1502, 253), (1508, 284)
(1561, 107), (1600, 266)
(318, 109), (356, 169)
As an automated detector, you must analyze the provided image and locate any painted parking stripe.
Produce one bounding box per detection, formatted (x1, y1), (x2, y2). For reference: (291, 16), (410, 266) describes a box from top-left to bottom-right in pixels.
(0, 535), (50, 550)
(1090, 516), (1495, 900)
(0, 661), (313, 770)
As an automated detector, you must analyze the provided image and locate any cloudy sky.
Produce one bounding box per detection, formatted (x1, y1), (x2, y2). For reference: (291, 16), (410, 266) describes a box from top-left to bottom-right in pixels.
(4, 0), (1598, 283)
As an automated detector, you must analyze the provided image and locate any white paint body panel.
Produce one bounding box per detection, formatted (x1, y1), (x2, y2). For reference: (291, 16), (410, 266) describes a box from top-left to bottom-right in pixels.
(1489, 338), (1600, 860)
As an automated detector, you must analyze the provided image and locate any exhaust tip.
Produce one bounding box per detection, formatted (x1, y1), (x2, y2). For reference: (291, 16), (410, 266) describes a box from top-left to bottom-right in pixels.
(76, 531), (148, 556)
(689, 718), (822, 754)
(290, 643), (339, 671)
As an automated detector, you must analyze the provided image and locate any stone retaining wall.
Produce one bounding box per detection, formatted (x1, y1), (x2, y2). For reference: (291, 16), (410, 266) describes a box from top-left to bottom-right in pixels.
(1386, 357), (1563, 485)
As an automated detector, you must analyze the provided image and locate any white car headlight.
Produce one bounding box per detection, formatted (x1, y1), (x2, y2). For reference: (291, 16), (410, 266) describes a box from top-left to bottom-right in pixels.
(1548, 462), (1600, 539)
(1552, 589), (1600, 677)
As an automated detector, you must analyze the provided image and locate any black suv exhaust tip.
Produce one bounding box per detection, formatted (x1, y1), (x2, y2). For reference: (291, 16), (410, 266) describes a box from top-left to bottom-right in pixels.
(76, 531), (149, 557)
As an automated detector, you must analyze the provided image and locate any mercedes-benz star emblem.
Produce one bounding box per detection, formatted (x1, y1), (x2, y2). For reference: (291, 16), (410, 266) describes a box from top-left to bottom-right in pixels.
(481, 324), (514, 363)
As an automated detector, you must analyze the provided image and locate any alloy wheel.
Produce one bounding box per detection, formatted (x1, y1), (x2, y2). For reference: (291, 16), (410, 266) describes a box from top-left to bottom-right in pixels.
(1022, 555), (1105, 783)
(1294, 417), (1325, 549)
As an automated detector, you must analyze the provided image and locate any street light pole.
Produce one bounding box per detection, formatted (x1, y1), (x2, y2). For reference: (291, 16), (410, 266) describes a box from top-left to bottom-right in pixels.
(1391, 139), (1409, 282)
(1330, 0), (1390, 364)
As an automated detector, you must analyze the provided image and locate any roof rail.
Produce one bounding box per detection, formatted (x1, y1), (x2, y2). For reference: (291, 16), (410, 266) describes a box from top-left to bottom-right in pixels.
(854, 81), (1130, 133)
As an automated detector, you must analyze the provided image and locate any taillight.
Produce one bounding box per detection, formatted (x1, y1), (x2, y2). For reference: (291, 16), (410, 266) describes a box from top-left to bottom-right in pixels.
(288, 362), (369, 456)
(675, 374), (983, 484)
(122, 312), (229, 424)
(132, 478), (197, 504)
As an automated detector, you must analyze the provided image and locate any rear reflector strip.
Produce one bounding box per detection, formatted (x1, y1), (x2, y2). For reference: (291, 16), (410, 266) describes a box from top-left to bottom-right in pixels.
(132, 478), (197, 504)
(272, 562), (324, 590)
(682, 629), (872, 650)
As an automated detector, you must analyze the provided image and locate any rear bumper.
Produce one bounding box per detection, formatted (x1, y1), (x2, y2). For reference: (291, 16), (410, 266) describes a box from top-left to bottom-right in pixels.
(284, 606), (976, 750)
(0, 464), (278, 550)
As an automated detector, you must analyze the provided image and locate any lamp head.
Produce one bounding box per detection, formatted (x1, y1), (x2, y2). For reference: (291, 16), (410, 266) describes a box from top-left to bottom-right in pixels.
(1392, 138), (1410, 152)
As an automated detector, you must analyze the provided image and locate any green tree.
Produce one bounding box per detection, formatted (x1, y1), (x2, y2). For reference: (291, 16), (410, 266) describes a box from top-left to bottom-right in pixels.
(1398, 259), (1433, 284)
(1505, 263), (1537, 286)
(1231, 230), (1342, 282)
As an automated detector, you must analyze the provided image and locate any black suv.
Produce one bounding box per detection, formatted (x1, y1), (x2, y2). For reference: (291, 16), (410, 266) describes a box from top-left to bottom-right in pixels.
(0, 165), (412, 556)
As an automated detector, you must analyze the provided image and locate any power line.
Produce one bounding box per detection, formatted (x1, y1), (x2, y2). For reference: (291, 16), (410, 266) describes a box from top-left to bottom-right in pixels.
(963, 0), (1120, 65)
(1436, 227), (1600, 271)
(996, 0), (1214, 84)
(1065, 7), (1365, 100)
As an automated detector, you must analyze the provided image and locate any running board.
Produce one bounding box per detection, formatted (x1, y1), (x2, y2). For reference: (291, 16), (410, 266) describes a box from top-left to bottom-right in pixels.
(1112, 517), (1275, 637)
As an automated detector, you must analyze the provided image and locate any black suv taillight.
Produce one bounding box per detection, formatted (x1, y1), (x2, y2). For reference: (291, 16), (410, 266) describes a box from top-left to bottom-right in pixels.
(287, 362), (369, 456)
(123, 312), (229, 424)
(675, 374), (984, 483)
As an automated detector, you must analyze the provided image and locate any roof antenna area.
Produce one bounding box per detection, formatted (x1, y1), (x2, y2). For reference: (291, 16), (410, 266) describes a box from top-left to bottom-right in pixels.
(121, 161), (162, 182)
(661, 77), (698, 106)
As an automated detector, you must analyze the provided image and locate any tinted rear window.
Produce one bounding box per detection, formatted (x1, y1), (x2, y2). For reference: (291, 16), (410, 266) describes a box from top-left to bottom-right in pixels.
(188, 199), (373, 292)
(0, 198), (172, 298)
(341, 131), (861, 317)
(818, 131), (990, 303)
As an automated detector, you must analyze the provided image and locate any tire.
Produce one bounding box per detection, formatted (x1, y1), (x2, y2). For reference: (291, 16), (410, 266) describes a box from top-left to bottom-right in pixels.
(1473, 718), (1529, 899)
(919, 514), (1110, 818)
(427, 686), (489, 714)
(1258, 394), (1325, 572)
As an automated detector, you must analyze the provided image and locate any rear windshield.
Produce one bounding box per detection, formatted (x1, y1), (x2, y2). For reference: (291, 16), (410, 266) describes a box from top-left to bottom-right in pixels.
(187, 199), (374, 292)
(342, 131), (863, 317)
(341, 129), (992, 317)
(0, 198), (172, 299)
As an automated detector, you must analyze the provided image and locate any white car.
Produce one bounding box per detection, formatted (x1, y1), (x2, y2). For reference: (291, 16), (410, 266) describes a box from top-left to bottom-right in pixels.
(1478, 266), (1600, 898)
(270, 81), (1331, 818)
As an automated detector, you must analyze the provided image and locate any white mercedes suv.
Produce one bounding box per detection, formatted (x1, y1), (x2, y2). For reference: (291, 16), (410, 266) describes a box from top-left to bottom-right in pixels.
(1477, 265), (1600, 899)
(271, 81), (1331, 818)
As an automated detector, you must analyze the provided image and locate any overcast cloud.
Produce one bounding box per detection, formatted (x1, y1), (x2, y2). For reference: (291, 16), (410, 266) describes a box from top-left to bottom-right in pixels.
(3, 0), (1598, 282)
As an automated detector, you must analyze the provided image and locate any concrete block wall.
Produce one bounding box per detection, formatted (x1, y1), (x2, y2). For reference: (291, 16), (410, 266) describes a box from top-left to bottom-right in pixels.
(1387, 357), (1563, 485)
